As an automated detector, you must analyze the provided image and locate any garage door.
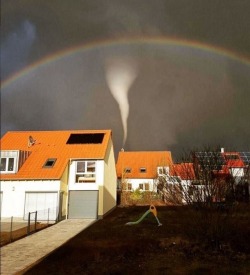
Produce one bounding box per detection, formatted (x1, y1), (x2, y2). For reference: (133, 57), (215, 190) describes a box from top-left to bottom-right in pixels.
(24, 192), (58, 221)
(68, 191), (98, 219)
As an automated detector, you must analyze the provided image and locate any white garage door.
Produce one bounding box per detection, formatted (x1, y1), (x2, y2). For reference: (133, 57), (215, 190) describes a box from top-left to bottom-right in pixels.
(68, 191), (98, 219)
(24, 192), (58, 221)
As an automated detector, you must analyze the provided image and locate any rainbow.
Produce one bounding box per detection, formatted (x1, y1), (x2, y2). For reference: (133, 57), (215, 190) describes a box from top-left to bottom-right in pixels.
(2, 36), (250, 89)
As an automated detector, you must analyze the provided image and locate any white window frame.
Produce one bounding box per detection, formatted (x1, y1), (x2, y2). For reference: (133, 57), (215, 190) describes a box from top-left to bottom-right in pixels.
(75, 161), (96, 183)
(127, 183), (132, 191)
(0, 150), (19, 174)
(139, 183), (150, 191)
(157, 166), (169, 175)
(0, 157), (17, 173)
(144, 183), (150, 191)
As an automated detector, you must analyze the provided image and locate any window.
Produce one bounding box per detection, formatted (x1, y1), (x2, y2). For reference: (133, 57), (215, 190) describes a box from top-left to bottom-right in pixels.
(0, 157), (15, 173)
(124, 167), (131, 173)
(140, 167), (146, 173)
(127, 183), (132, 191)
(76, 161), (96, 183)
(139, 183), (150, 191)
(145, 183), (150, 191)
(157, 166), (169, 175)
(0, 150), (19, 174)
(158, 167), (163, 174)
(43, 158), (57, 168)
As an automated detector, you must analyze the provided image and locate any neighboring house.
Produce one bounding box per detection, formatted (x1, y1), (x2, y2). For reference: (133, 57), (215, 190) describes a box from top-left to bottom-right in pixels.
(157, 162), (196, 204)
(222, 151), (248, 182)
(193, 149), (247, 177)
(116, 150), (173, 193)
(222, 151), (250, 201)
(0, 130), (117, 221)
(194, 149), (250, 182)
(193, 149), (250, 202)
(158, 149), (250, 204)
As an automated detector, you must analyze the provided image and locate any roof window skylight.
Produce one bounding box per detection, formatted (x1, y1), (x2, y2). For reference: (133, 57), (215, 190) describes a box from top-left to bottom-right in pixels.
(43, 158), (57, 168)
(124, 167), (131, 173)
(140, 167), (147, 173)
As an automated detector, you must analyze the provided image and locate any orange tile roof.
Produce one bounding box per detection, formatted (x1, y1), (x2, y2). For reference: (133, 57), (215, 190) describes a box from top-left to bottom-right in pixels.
(116, 151), (173, 179)
(222, 152), (245, 168)
(0, 130), (112, 180)
(171, 163), (196, 180)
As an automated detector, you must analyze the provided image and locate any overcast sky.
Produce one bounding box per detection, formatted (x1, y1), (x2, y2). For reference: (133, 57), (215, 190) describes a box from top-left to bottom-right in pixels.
(1, 0), (250, 160)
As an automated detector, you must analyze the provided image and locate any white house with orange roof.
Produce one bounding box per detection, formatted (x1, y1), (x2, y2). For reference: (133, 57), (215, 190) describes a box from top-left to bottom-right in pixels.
(155, 161), (196, 204)
(0, 130), (117, 221)
(116, 150), (173, 193)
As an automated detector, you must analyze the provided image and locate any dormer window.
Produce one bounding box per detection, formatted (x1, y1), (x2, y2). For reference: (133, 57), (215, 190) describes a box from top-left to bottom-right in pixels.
(43, 158), (57, 168)
(140, 167), (146, 173)
(0, 150), (19, 174)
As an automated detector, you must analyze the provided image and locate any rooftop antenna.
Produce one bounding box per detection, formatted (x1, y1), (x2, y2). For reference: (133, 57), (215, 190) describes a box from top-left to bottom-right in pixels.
(28, 136), (36, 147)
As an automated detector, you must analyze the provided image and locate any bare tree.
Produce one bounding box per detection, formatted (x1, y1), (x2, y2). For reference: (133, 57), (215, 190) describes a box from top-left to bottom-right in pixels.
(156, 147), (248, 207)
(118, 167), (131, 205)
(157, 147), (250, 249)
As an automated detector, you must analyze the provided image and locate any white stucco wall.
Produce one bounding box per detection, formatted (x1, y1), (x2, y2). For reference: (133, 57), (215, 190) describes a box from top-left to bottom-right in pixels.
(60, 166), (69, 218)
(230, 168), (244, 178)
(103, 137), (117, 215)
(0, 180), (60, 218)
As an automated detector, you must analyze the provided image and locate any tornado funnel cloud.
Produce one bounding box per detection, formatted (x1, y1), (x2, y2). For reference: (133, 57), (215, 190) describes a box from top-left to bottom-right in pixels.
(105, 59), (138, 146)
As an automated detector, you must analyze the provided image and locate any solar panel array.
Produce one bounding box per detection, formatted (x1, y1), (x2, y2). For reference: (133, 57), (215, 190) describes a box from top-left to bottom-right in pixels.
(194, 152), (226, 170)
(66, 133), (104, 144)
(239, 152), (250, 165)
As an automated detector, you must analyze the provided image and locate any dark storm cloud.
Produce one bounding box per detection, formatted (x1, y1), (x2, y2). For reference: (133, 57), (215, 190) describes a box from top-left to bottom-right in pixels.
(1, 0), (250, 81)
(1, 1), (250, 159)
(127, 54), (235, 152)
(1, 20), (36, 79)
(1, 49), (121, 133)
(2, 44), (249, 159)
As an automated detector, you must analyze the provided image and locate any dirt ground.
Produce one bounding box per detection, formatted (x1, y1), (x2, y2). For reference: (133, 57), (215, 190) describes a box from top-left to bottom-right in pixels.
(23, 205), (250, 274)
